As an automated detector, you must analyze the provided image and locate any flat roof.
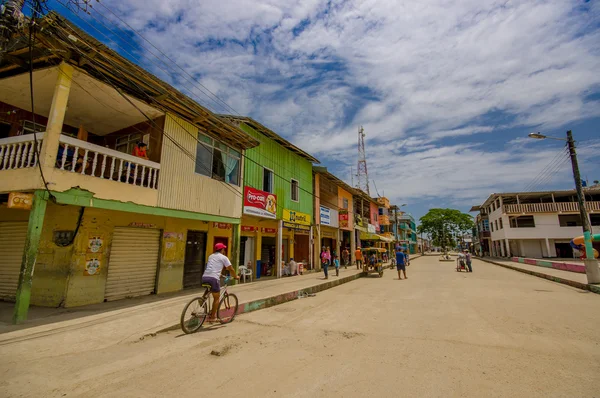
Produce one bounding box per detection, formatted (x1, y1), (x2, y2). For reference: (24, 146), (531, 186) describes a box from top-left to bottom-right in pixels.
(476, 187), (600, 208)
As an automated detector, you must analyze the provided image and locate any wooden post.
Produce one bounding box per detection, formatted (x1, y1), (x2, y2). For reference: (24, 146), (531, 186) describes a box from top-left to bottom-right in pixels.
(13, 190), (48, 324)
(231, 223), (241, 285)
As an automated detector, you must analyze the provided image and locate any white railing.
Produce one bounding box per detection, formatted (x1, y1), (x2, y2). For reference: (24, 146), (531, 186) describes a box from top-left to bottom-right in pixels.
(0, 135), (43, 171)
(503, 202), (600, 214)
(56, 135), (160, 189)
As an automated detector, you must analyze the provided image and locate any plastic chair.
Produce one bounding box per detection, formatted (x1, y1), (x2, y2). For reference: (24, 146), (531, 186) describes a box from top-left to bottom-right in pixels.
(238, 266), (253, 283)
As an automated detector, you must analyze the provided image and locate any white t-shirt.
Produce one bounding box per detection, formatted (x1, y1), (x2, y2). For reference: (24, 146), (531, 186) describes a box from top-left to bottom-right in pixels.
(203, 252), (232, 280)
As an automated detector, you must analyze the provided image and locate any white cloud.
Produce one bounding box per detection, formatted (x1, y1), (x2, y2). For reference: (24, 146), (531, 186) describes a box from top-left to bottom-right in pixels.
(85, 0), (600, 211)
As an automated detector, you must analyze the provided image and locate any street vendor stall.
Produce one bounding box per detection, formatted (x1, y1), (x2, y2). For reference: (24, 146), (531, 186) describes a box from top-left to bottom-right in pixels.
(362, 247), (386, 277)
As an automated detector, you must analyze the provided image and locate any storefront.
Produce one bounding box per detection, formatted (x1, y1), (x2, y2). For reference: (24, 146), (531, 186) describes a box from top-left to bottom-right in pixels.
(320, 205), (340, 258)
(282, 208), (312, 270)
(240, 186), (280, 279)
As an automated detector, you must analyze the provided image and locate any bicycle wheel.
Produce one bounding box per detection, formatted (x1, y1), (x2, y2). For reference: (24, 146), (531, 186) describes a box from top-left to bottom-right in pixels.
(217, 293), (239, 324)
(180, 296), (209, 334)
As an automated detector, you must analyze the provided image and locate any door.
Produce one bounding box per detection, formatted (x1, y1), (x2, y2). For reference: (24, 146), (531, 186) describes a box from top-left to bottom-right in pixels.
(105, 227), (161, 301)
(183, 230), (207, 288)
(243, 237), (255, 269)
(0, 222), (28, 300)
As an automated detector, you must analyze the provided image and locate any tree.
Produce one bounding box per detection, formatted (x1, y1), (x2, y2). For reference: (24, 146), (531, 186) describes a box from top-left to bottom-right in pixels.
(418, 208), (474, 254)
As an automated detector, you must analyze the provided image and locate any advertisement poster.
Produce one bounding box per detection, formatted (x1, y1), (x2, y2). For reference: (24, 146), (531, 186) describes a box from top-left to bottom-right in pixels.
(339, 210), (349, 228)
(87, 235), (104, 253)
(243, 186), (277, 219)
(320, 205), (339, 228)
(84, 254), (101, 276)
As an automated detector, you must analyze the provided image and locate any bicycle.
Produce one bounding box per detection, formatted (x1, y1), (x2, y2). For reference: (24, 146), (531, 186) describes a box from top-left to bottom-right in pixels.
(180, 275), (239, 334)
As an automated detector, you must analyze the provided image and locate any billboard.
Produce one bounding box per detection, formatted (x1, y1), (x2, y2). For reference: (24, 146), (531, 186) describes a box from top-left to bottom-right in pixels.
(243, 186), (277, 219)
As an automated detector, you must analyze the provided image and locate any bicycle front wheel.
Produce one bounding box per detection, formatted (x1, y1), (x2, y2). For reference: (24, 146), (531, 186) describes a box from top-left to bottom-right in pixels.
(181, 296), (208, 334)
(217, 293), (239, 324)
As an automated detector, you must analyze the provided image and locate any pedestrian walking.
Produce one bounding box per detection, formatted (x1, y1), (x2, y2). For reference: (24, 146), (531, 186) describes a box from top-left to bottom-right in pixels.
(355, 247), (363, 270)
(320, 247), (330, 279)
(405, 251), (410, 266)
(334, 255), (340, 276)
(342, 247), (349, 269)
(396, 248), (407, 280)
(465, 250), (472, 272)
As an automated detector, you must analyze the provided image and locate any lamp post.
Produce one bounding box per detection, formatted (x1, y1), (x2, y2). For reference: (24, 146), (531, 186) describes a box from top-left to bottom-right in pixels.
(528, 131), (600, 283)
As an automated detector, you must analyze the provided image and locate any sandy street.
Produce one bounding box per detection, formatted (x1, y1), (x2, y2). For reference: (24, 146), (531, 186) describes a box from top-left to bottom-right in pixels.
(1, 256), (599, 398)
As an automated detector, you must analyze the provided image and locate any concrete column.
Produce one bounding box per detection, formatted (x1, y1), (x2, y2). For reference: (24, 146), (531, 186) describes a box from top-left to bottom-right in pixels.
(545, 238), (551, 258)
(40, 62), (74, 170)
(231, 223), (241, 285)
(255, 230), (262, 278)
(518, 240), (525, 257)
(350, 228), (356, 265)
(289, 230), (295, 261)
(505, 238), (510, 257)
(309, 226), (313, 271)
(336, 229), (341, 263)
(276, 220), (283, 278)
(13, 190), (48, 324)
(314, 225), (322, 271)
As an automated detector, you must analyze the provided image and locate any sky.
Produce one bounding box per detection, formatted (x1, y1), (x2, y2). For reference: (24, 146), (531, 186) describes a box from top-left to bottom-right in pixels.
(52, 0), (600, 222)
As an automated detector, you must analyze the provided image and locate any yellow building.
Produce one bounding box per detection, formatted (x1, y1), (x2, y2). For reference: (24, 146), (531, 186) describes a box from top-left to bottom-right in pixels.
(0, 13), (259, 322)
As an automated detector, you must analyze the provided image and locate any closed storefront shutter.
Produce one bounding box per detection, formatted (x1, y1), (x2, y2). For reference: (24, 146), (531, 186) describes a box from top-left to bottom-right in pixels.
(0, 222), (28, 300)
(105, 228), (160, 301)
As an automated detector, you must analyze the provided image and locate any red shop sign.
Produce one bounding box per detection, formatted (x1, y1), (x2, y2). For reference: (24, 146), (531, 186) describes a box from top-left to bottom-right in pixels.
(243, 186), (277, 219)
(213, 222), (232, 230)
(262, 227), (277, 234)
(241, 226), (258, 232)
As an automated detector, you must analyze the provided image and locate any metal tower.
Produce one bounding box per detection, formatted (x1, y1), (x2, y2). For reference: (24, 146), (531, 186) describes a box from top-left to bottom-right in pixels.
(356, 126), (370, 195)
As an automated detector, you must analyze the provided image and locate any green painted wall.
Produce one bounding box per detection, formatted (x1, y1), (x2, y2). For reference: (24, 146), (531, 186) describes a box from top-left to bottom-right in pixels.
(240, 123), (314, 219)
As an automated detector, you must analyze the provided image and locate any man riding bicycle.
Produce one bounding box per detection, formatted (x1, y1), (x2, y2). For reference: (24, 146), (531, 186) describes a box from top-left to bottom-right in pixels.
(202, 243), (239, 323)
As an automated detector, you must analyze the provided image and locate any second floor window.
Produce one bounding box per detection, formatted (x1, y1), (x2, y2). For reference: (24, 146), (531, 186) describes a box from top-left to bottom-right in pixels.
(263, 168), (273, 193)
(499, 219), (503, 229)
(291, 179), (299, 201)
(343, 198), (349, 209)
(195, 133), (240, 186)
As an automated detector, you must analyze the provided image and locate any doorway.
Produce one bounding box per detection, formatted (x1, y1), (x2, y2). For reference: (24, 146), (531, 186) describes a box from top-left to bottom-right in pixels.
(183, 231), (207, 288)
(554, 242), (573, 259)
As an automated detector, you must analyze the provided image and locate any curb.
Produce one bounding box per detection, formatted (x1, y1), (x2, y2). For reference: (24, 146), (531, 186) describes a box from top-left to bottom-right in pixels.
(511, 256), (586, 274)
(157, 271), (365, 333)
(478, 257), (600, 295)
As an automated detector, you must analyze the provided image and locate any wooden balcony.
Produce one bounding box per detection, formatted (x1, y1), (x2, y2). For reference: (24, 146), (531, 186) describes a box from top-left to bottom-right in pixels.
(503, 202), (600, 214)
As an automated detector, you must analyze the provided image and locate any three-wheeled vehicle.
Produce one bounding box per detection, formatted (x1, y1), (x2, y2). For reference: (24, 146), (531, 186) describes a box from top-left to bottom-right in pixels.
(362, 247), (386, 277)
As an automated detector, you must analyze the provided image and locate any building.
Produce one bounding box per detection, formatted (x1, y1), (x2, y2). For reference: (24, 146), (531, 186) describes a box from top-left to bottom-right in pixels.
(0, 13), (259, 321)
(470, 208), (491, 256)
(221, 116), (318, 279)
(376, 197), (395, 254)
(473, 188), (600, 258)
(312, 167), (356, 268)
(398, 213), (418, 254)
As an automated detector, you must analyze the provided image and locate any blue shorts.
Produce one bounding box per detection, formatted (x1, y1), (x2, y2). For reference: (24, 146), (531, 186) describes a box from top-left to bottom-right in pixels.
(396, 263), (406, 271)
(201, 276), (220, 293)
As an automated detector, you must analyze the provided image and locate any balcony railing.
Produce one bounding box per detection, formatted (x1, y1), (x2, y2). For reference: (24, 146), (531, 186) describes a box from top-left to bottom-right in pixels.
(0, 135), (43, 171)
(56, 135), (160, 189)
(503, 202), (600, 214)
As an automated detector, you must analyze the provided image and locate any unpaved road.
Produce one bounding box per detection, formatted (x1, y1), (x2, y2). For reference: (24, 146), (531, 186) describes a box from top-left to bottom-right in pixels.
(2, 257), (600, 397)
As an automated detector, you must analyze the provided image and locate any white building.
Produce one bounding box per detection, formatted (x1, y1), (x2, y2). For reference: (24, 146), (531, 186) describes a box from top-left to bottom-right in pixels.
(475, 188), (600, 258)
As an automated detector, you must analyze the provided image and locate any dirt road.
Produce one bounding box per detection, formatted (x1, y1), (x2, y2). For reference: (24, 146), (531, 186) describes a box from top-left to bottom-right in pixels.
(2, 256), (599, 397)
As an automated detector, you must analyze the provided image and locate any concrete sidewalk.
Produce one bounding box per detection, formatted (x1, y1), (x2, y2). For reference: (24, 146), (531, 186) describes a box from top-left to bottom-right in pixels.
(478, 257), (600, 294)
(0, 267), (364, 349)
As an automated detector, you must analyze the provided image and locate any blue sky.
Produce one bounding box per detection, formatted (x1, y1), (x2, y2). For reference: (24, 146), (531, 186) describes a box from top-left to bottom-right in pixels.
(51, 0), (600, 223)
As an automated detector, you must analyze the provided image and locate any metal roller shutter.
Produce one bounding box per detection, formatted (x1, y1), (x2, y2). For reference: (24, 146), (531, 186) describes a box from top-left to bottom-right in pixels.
(105, 227), (160, 301)
(0, 222), (28, 300)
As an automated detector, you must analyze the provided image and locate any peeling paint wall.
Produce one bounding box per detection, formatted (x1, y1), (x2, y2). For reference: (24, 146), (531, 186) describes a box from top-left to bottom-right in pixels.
(1, 203), (232, 308)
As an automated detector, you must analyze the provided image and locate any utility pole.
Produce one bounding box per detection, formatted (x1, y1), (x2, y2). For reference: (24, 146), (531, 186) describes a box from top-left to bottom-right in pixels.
(356, 126), (370, 195)
(567, 130), (600, 283)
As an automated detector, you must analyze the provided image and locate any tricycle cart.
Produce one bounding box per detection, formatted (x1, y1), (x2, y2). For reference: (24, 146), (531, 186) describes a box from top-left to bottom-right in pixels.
(362, 247), (386, 277)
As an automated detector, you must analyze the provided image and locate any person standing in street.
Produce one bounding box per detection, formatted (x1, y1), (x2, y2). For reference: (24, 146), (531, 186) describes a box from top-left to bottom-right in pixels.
(334, 255), (340, 276)
(355, 247), (363, 270)
(396, 248), (407, 280)
(405, 251), (410, 266)
(342, 247), (349, 269)
(321, 246), (331, 279)
(465, 250), (473, 272)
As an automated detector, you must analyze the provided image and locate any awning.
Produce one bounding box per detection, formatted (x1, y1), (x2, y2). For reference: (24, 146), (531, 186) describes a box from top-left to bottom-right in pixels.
(378, 235), (394, 243)
(360, 232), (394, 243)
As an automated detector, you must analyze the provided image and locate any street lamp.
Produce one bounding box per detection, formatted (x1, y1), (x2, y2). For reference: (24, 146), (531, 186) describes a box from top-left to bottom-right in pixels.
(528, 130), (600, 283)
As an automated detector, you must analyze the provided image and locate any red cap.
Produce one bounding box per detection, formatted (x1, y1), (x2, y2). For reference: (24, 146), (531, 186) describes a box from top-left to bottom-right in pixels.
(215, 243), (227, 251)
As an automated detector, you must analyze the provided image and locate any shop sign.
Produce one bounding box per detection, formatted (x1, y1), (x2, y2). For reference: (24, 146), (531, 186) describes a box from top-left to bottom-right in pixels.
(241, 225), (258, 232)
(213, 222), (232, 229)
(319, 205), (339, 228)
(129, 222), (156, 228)
(339, 210), (349, 228)
(8, 192), (33, 210)
(368, 224), (376, 233)
(321, 230), (335, 238)
(282, 209), (311, 225)
(262, 227), (277, 234)
(283, 221), (310, 231)
(243, 186), (277, 219)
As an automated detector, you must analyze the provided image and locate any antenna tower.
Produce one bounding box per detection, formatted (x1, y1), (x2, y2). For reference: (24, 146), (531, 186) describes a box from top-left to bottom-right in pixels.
(356, 126), (370, 195)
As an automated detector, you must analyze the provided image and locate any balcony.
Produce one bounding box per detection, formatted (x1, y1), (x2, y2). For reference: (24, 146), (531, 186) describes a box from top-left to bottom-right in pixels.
(379, 215), (390, 225)
(0, 134), (161, 206)
(503, 202), (600, 214)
